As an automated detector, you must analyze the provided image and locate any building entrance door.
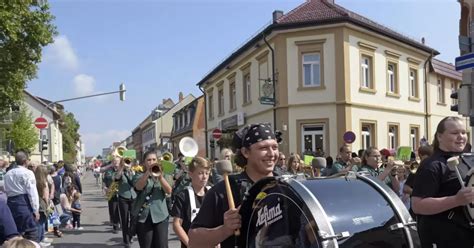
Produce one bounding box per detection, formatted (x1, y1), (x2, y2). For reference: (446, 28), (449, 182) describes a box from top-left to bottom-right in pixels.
(302, 125), (325, 154)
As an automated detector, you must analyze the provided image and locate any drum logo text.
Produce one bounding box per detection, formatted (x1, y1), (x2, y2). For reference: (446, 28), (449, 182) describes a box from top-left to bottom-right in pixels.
(256, 203), (283, 227)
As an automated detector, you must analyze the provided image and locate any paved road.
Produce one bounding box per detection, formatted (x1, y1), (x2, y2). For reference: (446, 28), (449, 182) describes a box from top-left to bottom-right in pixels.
(49, 171), (181, 248)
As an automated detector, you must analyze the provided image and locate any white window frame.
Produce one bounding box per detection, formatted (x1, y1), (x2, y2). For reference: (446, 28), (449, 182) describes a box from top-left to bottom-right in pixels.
(361, 56), (371, 88)
(208, 93), (214, 119)
(361, 126), (371, 150)
(302, 53), (321, 87)
(410, 127), (417, 152)
(437, 78), (444, 103)
(218, 88), (224, 116)
(301, 125), (325, 152)
(243, 73), (251, 104)
(230, 82), (236, 110)
(409, 69), (417, 97)
(388, 126), (397, 150)
(388, 64), (395, 93)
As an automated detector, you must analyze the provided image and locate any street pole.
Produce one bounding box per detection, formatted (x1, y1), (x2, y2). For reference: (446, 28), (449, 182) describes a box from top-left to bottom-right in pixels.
(37, 84), (126, 163)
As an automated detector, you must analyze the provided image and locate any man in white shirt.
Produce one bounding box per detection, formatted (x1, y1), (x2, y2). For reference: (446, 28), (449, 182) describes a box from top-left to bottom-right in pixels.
(4, 151), (39, 242)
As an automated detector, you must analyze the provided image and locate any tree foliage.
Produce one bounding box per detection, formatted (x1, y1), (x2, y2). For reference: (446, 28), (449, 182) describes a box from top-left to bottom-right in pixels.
(60, 111), (80, 164)
(6, 105), (38, 154)
(0, 1), (57, 115)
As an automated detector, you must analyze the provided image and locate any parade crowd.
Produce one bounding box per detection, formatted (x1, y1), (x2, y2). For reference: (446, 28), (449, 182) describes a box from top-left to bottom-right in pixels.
(0, 117), (473, 248)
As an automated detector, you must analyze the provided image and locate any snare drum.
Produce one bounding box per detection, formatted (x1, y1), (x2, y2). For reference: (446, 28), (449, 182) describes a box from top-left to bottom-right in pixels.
(238, 172), (420, 248)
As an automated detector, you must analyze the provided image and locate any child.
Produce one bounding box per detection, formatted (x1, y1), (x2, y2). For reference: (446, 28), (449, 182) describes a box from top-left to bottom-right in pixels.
(171, 157), (211, 248)
(71, 191), (83, 230)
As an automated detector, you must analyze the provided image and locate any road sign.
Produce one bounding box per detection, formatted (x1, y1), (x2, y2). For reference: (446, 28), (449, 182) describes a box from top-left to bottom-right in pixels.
(34, 117), (48, 129)
(343, 131), (356, 144)
(212, 128), (222, 140)
(455, 52), (474, 71)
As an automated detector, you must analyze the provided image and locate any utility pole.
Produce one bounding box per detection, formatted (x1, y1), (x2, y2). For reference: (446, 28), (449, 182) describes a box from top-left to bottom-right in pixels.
(457, 1), (474, 146)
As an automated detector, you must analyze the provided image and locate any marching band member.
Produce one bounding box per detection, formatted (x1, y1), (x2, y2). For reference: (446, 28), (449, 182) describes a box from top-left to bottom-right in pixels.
(114, 158), (137, 247)
(358, 147), (400, 193)
(188, 123), (279, 248)
(171, 157), (211, 248)
(4, 151), (39, 242)
(412, 116), (474, 247)
(103, 157), (120, 233)
(132, 151), (172, 248)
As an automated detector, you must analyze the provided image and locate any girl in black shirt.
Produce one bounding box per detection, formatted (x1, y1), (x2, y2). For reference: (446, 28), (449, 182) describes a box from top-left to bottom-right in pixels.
(412, 116), (474, 248)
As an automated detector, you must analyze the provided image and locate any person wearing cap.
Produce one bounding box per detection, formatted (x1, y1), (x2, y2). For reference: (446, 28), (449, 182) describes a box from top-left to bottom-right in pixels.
(188, 123), (279, 248)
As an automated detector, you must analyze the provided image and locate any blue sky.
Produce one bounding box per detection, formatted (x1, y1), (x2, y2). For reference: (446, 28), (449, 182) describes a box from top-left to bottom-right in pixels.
(27, 0), (459, 156)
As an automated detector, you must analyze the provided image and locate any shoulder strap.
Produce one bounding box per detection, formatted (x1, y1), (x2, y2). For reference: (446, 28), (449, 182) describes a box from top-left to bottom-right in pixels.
(186, 186), (198, 222)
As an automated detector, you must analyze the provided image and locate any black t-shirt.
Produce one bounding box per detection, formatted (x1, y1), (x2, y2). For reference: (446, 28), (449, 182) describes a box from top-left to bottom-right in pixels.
(190, 172), (253, 248)
(412, 149), (473, 245)
(170, 187), (206, 248)
(404, 172), (415, 192)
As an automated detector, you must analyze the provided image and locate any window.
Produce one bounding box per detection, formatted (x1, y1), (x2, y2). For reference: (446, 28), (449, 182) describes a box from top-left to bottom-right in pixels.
(303, 53), (321, 87)
(296, 39), (325, 90)
(184, 111), (188, 127)
(302, 125), (325, 153)
(437, 78), (445, 103)
(387, 63), (397, 93)
(187, 109), (192, 126)
(361, 55), (372, 88)
(388, 124), (399, 150)
(218, 88), (224, 116)
(410, 126), (419, 152)
(229, 81), (236, 111)
(451, 82), (458, 105)
(361, 122), (376, 150)
(243, 72), (251, 104)
(409, 69), (418, 98)
(208, 92), (214, 119)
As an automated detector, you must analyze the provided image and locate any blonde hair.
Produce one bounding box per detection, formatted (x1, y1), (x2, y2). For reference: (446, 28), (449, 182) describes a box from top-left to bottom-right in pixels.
(3, 237), (38, 248)
(73, 191), (81, 201)
(287, 154), (302, 174)
(188, 157), (210, 172)
(220, 148), (233, 160)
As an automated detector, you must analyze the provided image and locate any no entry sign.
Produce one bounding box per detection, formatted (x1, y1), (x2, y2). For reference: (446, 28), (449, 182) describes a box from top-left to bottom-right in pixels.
(34, 117), (48, 129)
(212, 128), (222, 140)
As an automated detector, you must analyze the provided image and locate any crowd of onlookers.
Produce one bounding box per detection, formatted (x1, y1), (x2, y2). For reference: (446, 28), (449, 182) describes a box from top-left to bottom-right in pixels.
(0, 152), (84, 248)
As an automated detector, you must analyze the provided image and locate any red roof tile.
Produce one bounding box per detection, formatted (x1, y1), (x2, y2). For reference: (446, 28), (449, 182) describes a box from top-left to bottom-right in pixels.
(275, 0), (436, 54)
(431, 58), (462, 81)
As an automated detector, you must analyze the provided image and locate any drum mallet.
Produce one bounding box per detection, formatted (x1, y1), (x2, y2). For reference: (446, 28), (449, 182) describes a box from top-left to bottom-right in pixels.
(311, 157), (326, 177)
(215, 159), (240, 236)
(447, 156), (466, 188)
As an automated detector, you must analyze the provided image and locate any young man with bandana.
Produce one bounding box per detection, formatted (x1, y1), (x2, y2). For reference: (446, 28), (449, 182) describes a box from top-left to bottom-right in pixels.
(188, 123), (279, 248)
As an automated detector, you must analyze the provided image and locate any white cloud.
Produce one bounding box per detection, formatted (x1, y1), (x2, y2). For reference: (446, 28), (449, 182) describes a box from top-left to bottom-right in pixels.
(73, 74), (95, 96)
(44, 35), (79, 71)
(82, 130), (130, 156)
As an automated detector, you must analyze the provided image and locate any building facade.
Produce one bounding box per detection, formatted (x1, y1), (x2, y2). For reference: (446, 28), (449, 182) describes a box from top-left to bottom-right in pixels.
(198, 0), (467, 158)
(170, 96), (206, 157)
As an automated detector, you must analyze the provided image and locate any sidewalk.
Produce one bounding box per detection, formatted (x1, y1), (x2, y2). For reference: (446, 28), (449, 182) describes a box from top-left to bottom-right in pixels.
(49, 171), (180, 248)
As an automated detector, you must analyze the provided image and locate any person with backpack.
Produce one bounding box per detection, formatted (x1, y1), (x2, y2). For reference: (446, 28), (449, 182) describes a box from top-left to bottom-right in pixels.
(171, 157), (211, 248)
(188, 123), (279, 248)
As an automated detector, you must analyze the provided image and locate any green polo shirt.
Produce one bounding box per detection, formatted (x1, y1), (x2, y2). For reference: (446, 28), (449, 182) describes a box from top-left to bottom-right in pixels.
(132, 173), (169, 224)
(115, 170), (137, 200)
(332, 161), (358, 174)
(358, 164), (392, 187)
(103, 168), (116, 188)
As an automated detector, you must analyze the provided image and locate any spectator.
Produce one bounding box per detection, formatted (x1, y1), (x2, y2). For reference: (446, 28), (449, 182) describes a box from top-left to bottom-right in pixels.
(4, 151), (39, 242)
(0, 196), (19, 246)
(33, 166), (52, 247)
(273, 152), (286, 175)
(0, 156), (8, 192)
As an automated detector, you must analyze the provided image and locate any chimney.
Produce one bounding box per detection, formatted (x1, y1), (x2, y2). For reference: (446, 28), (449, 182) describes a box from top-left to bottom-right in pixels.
(179, 92), (184, 102)
(273, 10), (284, 23)
(421, 37), (425, 44)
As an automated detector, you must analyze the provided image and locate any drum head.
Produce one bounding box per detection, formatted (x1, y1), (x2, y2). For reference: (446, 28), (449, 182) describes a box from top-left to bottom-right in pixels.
(239, 177), (321, 248)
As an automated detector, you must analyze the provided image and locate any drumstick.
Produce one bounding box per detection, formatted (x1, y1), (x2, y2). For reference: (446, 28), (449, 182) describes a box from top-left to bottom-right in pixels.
(447, 156), (466, 188)
(216, 160), (240, 236)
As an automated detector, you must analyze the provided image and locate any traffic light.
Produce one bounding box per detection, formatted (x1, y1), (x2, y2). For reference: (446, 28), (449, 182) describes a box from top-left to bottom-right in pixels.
(450, 86), (470, 116)
(41, 139), (48, 151)
(119, 83), (126, 101)
(209, 139), (215, 149)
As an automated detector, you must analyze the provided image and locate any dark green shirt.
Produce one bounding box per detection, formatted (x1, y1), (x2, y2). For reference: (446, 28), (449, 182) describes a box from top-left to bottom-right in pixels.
(358, 164), (392, 187)
(103, 168), (116, 188)
(132, 173), (169, 224)
(115, 170), (136, 200)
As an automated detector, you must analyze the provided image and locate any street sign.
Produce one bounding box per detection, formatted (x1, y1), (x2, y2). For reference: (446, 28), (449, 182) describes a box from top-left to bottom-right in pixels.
(343, 131), (356, 144)
(455, 52), (474, 71)
(212, 128), (222, 140)
(34, 117), (48, 129)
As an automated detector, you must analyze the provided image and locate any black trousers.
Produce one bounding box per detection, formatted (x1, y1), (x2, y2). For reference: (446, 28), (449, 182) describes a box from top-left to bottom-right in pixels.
(118, 197), (133, 244)
(136, 215), (169, 248)
(108, 196), (120, 229)
(72, 213), (81, 228)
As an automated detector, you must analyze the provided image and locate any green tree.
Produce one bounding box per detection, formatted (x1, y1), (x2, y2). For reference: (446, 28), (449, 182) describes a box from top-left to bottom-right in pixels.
(60, 111), (80, 164)
(0, 1), (56, 115)
(6, 105), (38, 154)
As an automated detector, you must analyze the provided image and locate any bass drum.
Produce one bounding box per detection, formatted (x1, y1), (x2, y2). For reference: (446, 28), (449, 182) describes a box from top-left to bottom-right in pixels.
(238, 172), (420, 248)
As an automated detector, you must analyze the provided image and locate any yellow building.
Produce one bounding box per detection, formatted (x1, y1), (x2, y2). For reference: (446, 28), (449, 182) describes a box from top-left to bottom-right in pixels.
(198, 0), (466, 158)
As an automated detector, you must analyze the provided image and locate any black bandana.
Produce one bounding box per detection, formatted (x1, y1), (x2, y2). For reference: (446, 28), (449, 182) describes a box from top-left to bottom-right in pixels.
(234, 123), (275, 148)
